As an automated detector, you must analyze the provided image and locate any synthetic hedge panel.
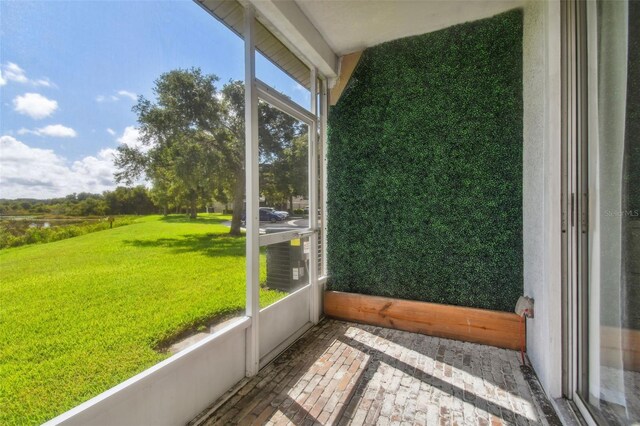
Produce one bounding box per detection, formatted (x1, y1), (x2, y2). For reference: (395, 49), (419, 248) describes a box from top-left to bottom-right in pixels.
(327, 10), (523, 312)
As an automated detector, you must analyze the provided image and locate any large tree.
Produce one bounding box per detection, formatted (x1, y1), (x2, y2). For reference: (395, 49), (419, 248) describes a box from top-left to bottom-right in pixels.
(115, 68), (226, 219)
(115, 70), (304, 233)
(219, 81), (303, 233)
(260, 132), (308, 210)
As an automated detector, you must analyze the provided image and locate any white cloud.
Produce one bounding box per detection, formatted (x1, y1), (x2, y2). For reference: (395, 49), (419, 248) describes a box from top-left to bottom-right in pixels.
(96, 94), (119, 103)
(18, 124), (77, 138)
(37, 125), (77, 138)
(106, 128), (116, 136)
(33, 78), (53, 88)
(13, 93), (58, 119)
(117, 90), (137, 101)
(96, 90), (137, 103)
(0, 136), (120, 198)
(3, 63), (28, 84)
(70, 149), (119, 192)
(117, 126), (150, 152)
(1, 62), (54, 87)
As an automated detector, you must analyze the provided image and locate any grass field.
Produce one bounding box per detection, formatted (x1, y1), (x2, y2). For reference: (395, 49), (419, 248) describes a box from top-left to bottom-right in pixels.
(0, 214), (283, 425)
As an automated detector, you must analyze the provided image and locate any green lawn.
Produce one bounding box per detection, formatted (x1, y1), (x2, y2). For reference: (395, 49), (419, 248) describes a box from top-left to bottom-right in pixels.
(0, 214), (283, 425)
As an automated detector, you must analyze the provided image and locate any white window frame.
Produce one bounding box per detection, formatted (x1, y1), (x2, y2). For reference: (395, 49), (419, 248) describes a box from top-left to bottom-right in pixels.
(244, 6), (326, 377)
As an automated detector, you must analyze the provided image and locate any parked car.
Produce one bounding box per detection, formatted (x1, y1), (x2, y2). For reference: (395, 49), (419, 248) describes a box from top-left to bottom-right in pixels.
(260, 207), (289, 220)
(275, 210), (289, 219)
(242, 208), (284, 223)
(242, 209), (286, 223)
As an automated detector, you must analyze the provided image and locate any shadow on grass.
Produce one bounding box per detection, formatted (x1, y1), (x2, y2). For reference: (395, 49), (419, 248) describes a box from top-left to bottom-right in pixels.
(159, 215), (230, 226)
(123, 233), (245, 257)
(153, 308), (245, 353)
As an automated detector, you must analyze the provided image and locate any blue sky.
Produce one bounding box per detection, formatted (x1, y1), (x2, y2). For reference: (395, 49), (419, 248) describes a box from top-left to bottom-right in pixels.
(0, 0), (310, 199)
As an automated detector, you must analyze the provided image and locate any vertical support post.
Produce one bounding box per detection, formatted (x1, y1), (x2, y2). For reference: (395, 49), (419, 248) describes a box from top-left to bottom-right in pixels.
(244, 6), (260, 377)
(320, 78), (329, 278)
(309, 68), (320, 324)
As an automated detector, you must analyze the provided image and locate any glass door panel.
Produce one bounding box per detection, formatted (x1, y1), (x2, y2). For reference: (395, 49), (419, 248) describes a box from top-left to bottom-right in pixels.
(578, 0), (639, 423)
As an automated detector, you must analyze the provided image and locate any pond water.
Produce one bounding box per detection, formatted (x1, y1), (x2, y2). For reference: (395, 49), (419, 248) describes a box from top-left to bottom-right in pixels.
(0, 217), (100, 229)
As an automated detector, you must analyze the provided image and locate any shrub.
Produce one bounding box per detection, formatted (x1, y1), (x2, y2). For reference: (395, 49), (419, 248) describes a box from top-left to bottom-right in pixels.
(0, 217), (137, 249)
(327, 10), (523, 312)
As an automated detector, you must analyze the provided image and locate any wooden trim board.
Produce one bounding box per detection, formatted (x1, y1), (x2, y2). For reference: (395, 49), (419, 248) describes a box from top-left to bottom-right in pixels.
(600, 326), (640, 372)
(329, 51), (363, 106)
(324, 291), (524, 351)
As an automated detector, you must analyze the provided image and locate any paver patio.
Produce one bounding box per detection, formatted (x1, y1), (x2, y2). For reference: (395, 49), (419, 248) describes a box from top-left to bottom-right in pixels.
(192, 319), (557, 425)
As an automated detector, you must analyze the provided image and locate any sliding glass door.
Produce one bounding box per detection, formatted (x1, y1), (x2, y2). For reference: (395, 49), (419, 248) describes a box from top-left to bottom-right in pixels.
(572, 0), (639, 423)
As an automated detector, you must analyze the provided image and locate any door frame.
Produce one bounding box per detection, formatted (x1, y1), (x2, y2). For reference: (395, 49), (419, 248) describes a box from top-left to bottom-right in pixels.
(561, 1), (630, 424)
(560, 0), (594, 422)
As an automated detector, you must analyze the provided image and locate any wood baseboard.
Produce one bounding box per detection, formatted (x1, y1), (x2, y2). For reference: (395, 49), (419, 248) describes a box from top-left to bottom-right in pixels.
(324, 291), (524, 351)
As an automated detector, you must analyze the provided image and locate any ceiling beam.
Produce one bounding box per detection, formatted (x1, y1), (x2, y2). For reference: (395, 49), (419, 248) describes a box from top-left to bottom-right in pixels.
(243, 0), (338, 80)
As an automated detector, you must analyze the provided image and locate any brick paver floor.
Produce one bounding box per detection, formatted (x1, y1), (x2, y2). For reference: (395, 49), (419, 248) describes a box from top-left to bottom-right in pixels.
(194, 319), (554, 425)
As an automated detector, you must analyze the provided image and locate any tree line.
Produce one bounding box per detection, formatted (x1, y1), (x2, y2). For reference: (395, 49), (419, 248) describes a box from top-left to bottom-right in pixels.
(115, 68), (309, 236)
(0, 186), (157, 216)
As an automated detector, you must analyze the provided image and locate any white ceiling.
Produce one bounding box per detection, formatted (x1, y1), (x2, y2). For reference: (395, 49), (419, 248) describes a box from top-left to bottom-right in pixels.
(294, 0), (525, 56)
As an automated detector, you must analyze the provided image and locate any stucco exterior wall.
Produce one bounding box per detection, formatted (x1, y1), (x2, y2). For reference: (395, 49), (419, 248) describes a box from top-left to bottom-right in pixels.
(522, 0), (563, 399)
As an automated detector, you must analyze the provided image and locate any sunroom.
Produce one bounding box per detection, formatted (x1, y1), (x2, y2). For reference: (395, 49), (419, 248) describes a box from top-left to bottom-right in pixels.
(45, 0), (638, 425)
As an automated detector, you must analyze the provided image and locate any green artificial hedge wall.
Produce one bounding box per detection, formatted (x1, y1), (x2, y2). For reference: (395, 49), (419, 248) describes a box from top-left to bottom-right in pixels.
(327, 10), (523, 312)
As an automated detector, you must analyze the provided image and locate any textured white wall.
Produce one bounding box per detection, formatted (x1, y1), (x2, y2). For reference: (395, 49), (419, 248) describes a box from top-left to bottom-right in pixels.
(522, 0), (563, 399)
